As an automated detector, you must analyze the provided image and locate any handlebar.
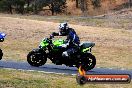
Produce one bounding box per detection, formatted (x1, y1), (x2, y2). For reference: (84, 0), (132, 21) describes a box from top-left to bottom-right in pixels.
(45, 38), (52, 45)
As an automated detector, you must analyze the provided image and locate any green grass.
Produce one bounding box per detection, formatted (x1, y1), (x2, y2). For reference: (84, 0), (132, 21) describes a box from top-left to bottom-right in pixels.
(0, 68), (131, 88)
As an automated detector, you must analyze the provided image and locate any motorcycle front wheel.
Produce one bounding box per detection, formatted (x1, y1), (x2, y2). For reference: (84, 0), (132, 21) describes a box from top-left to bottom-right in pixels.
(27, 49), (47, 67)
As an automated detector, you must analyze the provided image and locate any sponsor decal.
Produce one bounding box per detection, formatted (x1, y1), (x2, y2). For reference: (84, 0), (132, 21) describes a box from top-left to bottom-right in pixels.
(76, 66), (131, 85)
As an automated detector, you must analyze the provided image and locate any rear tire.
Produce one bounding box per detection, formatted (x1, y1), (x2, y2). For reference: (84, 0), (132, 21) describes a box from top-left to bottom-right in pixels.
(80, 53), (96, 71)
(0, 49), (3, 60)
(27, 49), (47, 67)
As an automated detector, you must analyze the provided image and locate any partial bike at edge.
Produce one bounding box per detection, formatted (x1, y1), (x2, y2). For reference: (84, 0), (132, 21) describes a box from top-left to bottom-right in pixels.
(0, 32), (6, 60)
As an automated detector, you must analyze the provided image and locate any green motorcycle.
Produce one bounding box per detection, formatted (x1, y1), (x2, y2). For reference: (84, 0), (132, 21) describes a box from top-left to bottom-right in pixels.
(27, 38), (96, 71)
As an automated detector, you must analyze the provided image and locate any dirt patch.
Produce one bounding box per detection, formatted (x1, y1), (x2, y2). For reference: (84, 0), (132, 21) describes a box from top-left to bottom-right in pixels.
(0, 16), (132, 69)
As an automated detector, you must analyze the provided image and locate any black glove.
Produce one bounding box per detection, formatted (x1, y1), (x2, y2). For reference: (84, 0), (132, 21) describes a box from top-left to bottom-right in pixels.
(50, 34), (54, 39)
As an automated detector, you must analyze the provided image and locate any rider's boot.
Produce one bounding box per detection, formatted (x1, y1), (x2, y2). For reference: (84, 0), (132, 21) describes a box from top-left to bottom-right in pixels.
(62, 51), (71, 65)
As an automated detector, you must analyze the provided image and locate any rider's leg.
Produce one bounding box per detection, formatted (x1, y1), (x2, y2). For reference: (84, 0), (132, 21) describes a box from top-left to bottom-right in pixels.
(62, 48), (77, 58)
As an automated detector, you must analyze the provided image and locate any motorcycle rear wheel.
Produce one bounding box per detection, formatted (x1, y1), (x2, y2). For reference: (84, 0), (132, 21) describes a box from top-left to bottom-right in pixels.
(27, 49), (47, 67)
(78, 53), (96, 71)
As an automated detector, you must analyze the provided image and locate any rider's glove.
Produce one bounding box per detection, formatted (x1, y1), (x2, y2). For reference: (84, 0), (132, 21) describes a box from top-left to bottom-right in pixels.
(50, 34), (54, 39)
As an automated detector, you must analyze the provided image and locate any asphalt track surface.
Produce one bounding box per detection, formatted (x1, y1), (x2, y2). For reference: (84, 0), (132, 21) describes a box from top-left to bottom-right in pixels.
(0, 60), (132, 78)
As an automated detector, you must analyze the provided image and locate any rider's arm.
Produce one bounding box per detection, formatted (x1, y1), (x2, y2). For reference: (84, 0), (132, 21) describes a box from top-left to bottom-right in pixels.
(65, 30), (80, 46)
(52, 32), (59, 36)
(50, 32), (59, 39)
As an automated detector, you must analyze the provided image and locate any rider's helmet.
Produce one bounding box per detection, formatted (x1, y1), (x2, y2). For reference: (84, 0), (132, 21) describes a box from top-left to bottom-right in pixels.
(59, 22), (69, 35)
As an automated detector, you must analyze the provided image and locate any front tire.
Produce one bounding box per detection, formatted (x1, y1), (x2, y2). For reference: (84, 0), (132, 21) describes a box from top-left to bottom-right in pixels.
(0, 49), (3, 60)
(27, 49), (47, 67)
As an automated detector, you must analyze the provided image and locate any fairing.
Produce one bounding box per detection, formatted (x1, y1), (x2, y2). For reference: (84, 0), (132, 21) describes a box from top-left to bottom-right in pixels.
(53, 39), (64, 47)
(39, 39), (64, 49)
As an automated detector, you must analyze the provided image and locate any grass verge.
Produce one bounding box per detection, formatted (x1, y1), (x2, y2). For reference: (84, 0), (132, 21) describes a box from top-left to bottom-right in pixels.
(0, 68), (131, 88)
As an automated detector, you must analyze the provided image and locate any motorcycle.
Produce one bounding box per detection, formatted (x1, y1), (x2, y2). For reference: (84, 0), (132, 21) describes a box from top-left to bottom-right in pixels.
(0, 32), (6, 60)
(27, 38), (96, 71)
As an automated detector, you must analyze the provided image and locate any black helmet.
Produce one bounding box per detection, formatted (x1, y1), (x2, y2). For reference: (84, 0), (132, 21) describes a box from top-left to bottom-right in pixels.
(59, 22), (69, 35)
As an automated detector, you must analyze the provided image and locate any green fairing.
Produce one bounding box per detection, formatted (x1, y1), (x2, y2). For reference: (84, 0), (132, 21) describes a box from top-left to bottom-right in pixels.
(40, 40), (49, 48)
(53, 39), (64, 47)
(40, 39), (64, 49)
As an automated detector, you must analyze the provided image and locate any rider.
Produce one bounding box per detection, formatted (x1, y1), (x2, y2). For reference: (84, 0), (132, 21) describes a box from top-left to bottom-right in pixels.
(50, 22), (80, 60)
